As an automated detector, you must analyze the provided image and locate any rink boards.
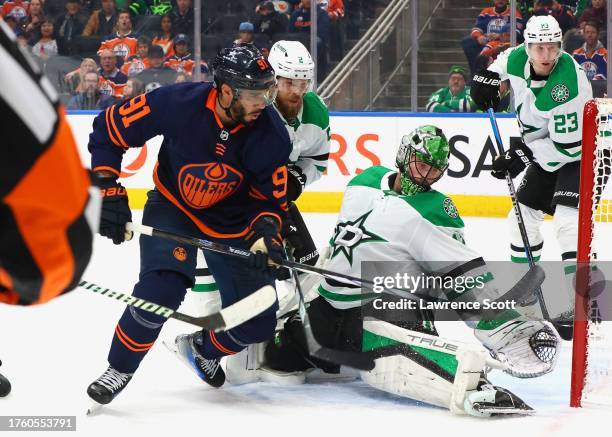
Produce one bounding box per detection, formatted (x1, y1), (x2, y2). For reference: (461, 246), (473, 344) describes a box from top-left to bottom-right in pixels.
(66, 111), (522, 217)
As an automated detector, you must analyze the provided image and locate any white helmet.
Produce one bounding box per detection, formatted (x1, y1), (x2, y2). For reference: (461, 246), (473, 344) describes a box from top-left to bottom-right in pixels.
(523, 15), (562, 44)
(268, 40), (314, 81)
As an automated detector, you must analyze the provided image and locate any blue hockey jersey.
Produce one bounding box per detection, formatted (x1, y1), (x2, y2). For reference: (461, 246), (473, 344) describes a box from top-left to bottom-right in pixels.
(89, 82), (292, 239)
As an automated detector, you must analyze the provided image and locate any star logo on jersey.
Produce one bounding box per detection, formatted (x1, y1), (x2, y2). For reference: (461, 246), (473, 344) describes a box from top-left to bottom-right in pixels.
(443, 198), (458, 219)
(331, 210), (386, 266)
(551, 84), (570, 103)
(220, 130), (229, 141)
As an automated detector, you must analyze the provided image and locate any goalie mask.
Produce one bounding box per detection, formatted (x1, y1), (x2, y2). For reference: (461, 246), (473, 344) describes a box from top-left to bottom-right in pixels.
(396, 125), (449, 196)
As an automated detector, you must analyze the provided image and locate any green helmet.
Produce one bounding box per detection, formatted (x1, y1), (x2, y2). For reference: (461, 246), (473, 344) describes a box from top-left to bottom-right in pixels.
(395, 125), (450, 196)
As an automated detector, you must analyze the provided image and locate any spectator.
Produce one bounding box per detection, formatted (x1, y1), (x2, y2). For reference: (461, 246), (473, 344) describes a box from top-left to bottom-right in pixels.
(19, 0), (43, 42)
(2, 15), (19, 34)
(573, 21), (608, 80)
(164, 33), (208, 78)
(289, 0), (330, 80)
(578, 0), (607, 34)
(1, 0), (30, 20)
(531, 0), (575, 33)
(98, 47), (128, 97)
(31, 19), (58, 61)
(97, 10), (138, 61)
(135, 44), (177, 91)
(64, 57), (98, 94)
(121, 35), (151, 76)
(326, 0), (345, 62)
(122, 77), (145, 100)
(254, 1), (289, 37)
(43, 0), (69, 21)
(425, 65), (474, 113)
(82, 0), (117, 37)
(174, 72), (189, 83)
(254, 34), (272, 58)
(169, 0), (193, 37)
(462, 0), (524, 75)
(129, 0), (172, 16)
(56, 0), (87, 55)
(67, 70), (116, 109)
(152, 13), (175, 57)
(234, 22), (255, 46)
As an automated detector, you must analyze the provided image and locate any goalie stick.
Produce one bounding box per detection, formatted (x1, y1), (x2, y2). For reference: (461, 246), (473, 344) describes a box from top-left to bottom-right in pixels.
(78, 280), (276, 331)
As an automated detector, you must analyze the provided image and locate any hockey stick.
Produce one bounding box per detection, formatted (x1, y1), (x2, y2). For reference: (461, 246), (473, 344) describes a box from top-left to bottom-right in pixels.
(283, 247), (375, 372)
(78, 280), (276, 331)
(487, 109), (552, 322)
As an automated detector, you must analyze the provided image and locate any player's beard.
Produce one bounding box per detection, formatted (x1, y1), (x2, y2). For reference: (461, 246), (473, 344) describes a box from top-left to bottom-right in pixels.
(275, 95), (302, 120)
(229, 101), (260, 127)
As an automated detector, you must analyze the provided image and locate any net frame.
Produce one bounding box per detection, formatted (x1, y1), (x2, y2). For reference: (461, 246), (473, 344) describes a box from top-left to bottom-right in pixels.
(571, 98), (612, 408)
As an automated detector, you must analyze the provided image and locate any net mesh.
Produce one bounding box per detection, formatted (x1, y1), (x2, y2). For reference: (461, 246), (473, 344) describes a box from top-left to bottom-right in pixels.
(583, 98), (612, 406)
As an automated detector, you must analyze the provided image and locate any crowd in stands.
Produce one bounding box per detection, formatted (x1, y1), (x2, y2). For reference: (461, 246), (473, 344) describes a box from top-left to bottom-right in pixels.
(0, 0), (382, 108)
(429, 0), (608, 113)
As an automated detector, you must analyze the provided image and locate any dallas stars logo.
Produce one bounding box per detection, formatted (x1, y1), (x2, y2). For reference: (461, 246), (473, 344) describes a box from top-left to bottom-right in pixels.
(551, 84), (570, 103)
(331, 210), (386, 266)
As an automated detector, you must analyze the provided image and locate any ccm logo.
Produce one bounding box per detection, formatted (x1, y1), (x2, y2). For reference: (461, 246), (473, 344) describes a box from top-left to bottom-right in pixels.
(473, 75), (501, 86)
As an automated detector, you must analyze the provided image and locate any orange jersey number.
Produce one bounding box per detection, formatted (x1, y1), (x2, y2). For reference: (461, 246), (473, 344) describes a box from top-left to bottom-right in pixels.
(119, 95), (151, 128)
(272, 166), (287, 199)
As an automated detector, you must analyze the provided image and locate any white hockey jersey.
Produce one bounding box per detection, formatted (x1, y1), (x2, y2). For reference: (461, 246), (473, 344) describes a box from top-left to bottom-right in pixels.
(319, 166), (493, 310)
(274, 91), (330, 188)
(488, 44), (593, 172)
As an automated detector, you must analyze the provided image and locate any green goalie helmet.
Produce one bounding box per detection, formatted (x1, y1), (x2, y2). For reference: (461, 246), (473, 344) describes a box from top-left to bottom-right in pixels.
(396, 125), (450, 195)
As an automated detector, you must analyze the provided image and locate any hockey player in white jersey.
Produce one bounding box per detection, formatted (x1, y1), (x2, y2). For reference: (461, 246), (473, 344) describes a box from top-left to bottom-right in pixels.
(189, 40), (330, 315)
(470, 15), (593, 333)
(225, 125), (561, 417)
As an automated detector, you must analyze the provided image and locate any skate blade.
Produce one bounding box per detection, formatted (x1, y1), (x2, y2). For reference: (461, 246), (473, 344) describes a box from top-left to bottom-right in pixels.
(86, 402), (104, 416)
(163, 340), (206, 384)
(473, 405), (536, 416)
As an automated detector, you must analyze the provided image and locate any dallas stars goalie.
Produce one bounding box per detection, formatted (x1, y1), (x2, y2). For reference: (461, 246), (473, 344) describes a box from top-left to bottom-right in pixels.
(223, 126), (561, 417)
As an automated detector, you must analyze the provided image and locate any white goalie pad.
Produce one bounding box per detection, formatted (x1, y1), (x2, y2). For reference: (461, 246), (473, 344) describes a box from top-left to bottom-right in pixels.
(361, 319), (503, 415)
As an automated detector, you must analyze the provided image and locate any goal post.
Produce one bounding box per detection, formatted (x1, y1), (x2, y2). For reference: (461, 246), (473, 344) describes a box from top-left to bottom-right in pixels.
(571, 98), (612, 408)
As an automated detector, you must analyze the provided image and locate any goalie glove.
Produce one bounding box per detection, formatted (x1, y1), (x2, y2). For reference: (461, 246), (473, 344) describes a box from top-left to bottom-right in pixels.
(474, 314), (560, 378)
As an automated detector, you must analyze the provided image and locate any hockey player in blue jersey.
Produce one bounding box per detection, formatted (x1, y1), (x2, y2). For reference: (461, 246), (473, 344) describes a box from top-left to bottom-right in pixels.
(86, 45), (292, 405)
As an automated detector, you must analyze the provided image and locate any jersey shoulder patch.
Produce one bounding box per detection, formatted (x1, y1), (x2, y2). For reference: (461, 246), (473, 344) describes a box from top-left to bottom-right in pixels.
(535, 53), (579, 111)
(301, 92), (330, 129)
(347, 166), (393, 190)
(397, 190), (464, 229)
(507, 45), (529, 78)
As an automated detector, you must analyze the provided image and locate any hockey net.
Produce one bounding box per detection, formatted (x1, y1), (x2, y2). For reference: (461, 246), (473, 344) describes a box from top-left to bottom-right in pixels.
(571, 98), (612, 408)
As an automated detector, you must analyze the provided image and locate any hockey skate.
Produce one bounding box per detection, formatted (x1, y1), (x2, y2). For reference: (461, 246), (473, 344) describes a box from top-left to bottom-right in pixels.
(87, 365), (133, 412)
(0, 360), (10, 398)
(164, 332), (225, 388)
(464, 379), (534, 417)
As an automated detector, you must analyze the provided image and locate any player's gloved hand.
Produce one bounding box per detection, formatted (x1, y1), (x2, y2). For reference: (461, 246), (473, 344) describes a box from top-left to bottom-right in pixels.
(246, 216), (284, 270)
(95, 174), (133, 245)
(282, 207), (304, 253)
(470, 69), (501, 111)
(287, 165), (306, 202)
(491, 140), (533, 179)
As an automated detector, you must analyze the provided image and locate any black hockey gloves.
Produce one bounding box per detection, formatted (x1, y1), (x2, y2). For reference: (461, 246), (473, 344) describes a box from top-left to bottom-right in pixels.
(491, 140), (533, 179)
(470, 69), (502, 111)
(246, 215), (285, 272)
(96, 175), (133, 244)
(286, 165), (306, 202)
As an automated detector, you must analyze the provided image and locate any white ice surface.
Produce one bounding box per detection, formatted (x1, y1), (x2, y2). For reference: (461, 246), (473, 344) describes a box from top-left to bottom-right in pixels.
(1, 214), (610, 436)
